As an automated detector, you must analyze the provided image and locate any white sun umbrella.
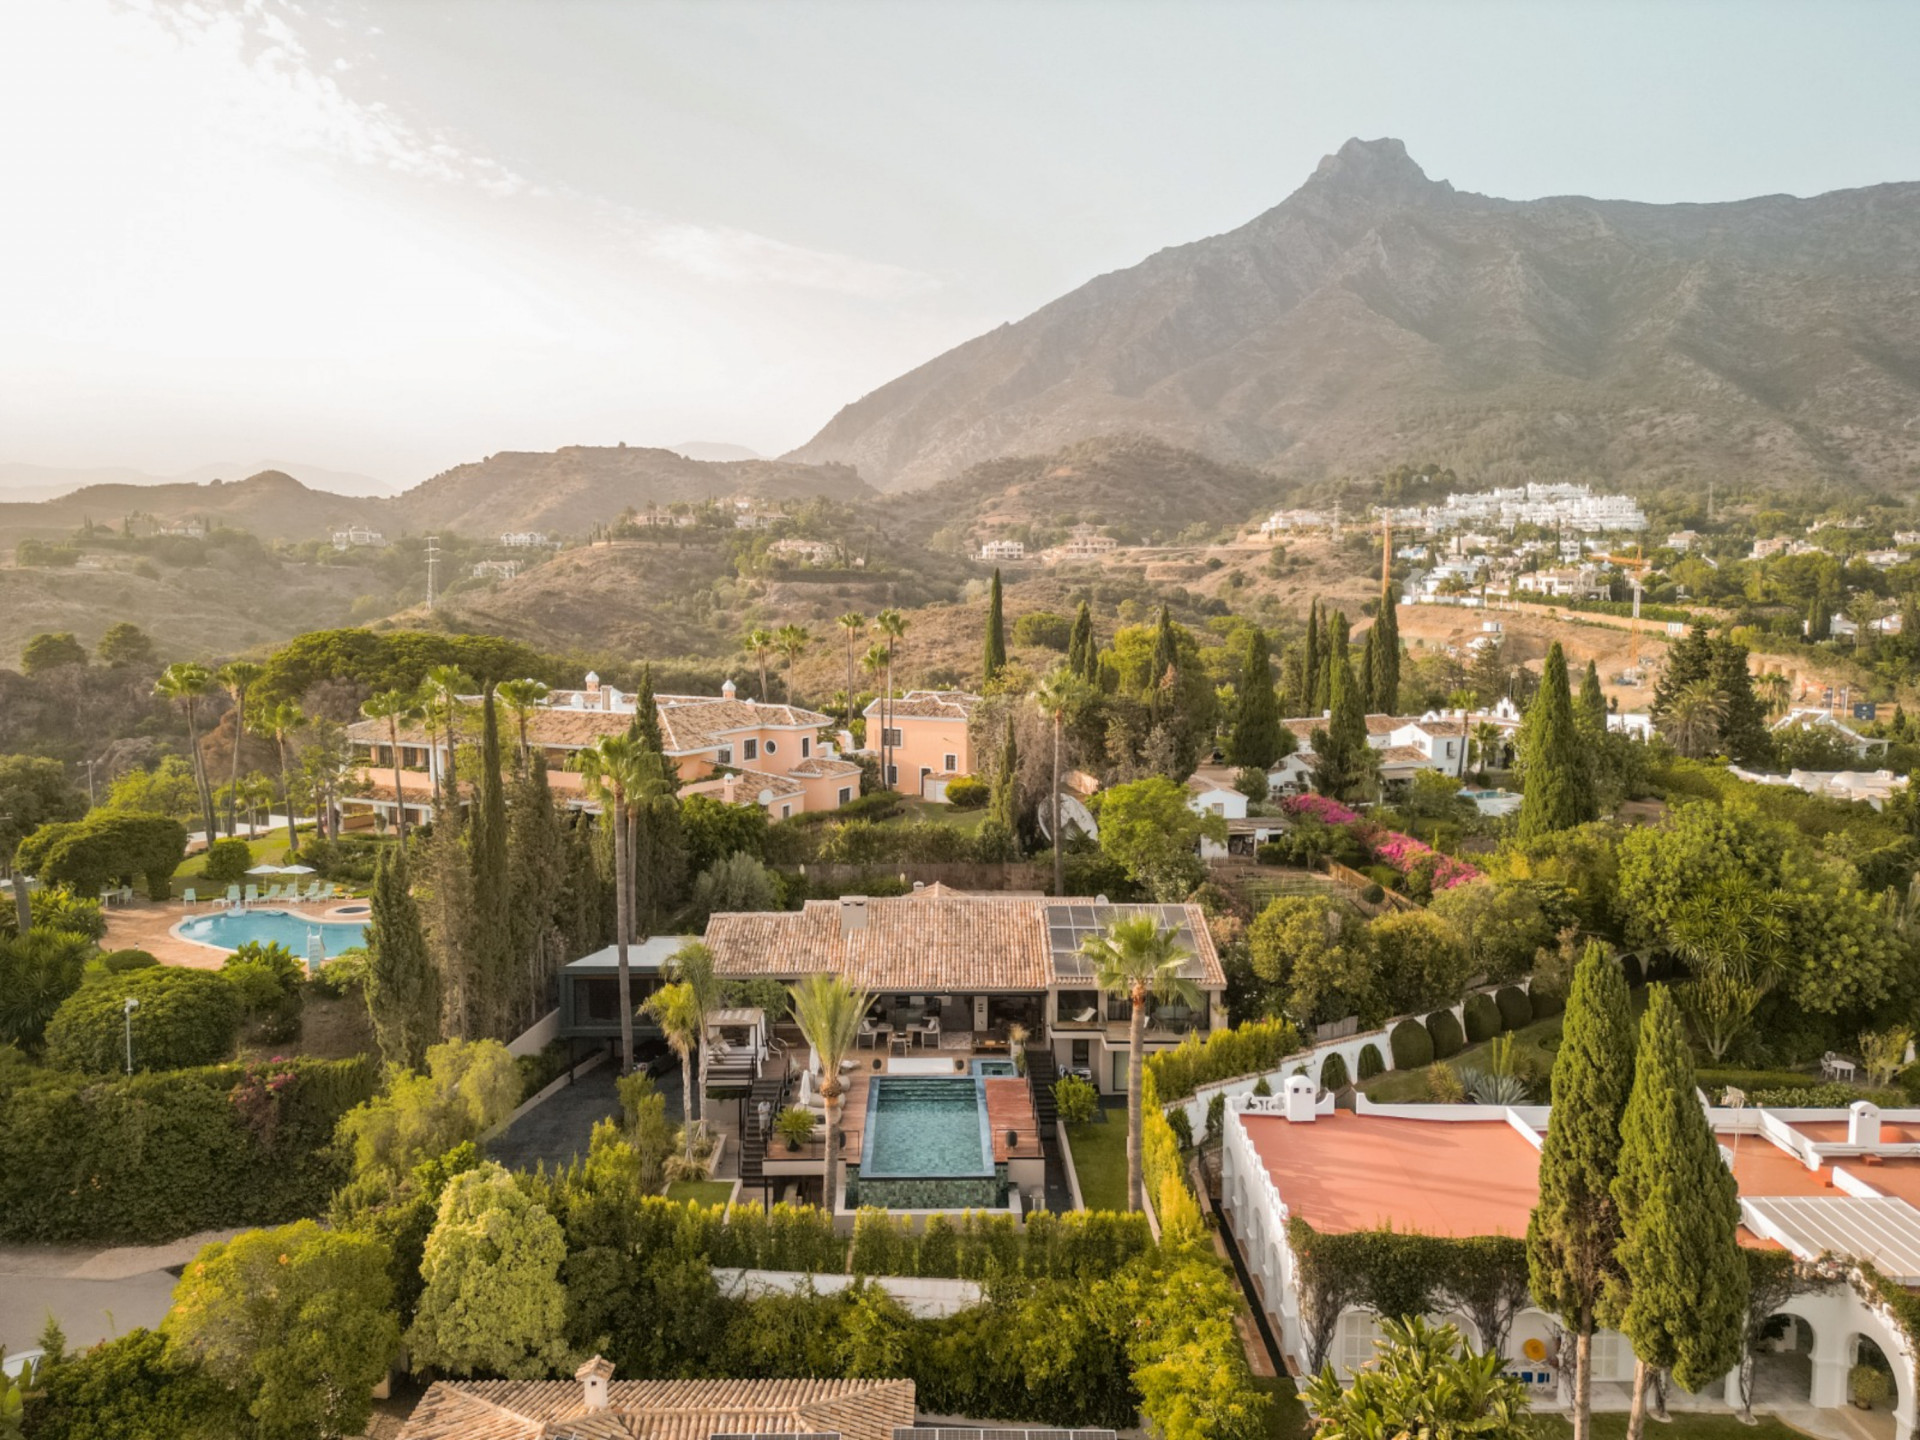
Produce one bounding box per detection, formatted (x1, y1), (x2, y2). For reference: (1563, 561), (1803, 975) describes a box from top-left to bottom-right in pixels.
(279, 864), (316, 875)
(246, 864), (284, 875)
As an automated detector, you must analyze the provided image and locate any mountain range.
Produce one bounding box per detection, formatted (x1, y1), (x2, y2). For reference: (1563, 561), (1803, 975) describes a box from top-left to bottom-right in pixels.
(786, 137), (1920, 493)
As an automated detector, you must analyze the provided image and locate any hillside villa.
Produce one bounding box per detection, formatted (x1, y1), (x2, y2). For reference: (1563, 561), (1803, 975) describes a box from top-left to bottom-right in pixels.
(1222, 1083), (1920, 1439)
(1277, 709), (1492, 787)
(342, 674), (862, 830)
(863, 689), (981, 798)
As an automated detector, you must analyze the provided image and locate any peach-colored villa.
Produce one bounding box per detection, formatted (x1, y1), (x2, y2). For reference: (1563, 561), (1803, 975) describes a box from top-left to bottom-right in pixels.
(342, 674), (863, 830)
(863, 690), (981, 799)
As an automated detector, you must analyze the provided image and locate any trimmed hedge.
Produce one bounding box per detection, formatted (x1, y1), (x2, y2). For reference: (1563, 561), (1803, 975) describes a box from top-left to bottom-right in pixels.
(1356, 1042), (1385, 1080)
(1390, 1019), (1433, 1070)
(1320, 1051), (1350, 1092)
(1427, 1009), (1465, 1060)
(1462, 993), (1501, 1043)
(100, 949), (159, 973)
(1494, 986), (1532, 1031)
(1530, 986), (1566, 1020)
(201, 837), (253, 887)
(0, 1055), (376, 1243)
(45, 967), (240, 1073)
(1143, 1017), (1300, 1103)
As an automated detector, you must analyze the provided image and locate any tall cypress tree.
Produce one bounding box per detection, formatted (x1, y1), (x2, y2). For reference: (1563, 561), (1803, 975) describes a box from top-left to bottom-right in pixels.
(1309, 656), (1371, 801)
(1066, 601), (1095, 680)
(1359, 624), (1380, 720)
(1149, 604), (1180, 728)
(1610, 987), (1747, 1440)
(364, 846), (440, 1069)
(1709, 639), (1770, 766)
(1518, 642), (1596, 839)
(1229, 627), (1283, 767)
(466, 686), (513, 1038)
(1374, 589), (1401, 712)
(1317, 609), (1350, 715)
(507, 753), (570, 1027)
(626, 662), (665, 753)
(1577, 659), (1608, 739)
(1528, 946), (1636, 1440)
(982, 569), (1007, 684)
(1303, 600), (1322, 712)
(988, 717), (1021, 842)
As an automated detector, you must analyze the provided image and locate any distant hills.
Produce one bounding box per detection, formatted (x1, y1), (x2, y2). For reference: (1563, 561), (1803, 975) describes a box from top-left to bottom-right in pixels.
(0, 446), (872, 548)
(0, 459), (396, 502)
(786, 137), (1920, 493)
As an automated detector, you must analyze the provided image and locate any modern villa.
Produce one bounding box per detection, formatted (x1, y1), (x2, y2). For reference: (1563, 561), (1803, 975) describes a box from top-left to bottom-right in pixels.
(863, 689), (981, 798)
(1221, 1083), (1920, 1439)
(342, 674), (863, 830)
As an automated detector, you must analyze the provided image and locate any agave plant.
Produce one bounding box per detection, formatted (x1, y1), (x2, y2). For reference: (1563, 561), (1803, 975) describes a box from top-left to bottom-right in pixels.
(1464, 1069), (1531, 1106)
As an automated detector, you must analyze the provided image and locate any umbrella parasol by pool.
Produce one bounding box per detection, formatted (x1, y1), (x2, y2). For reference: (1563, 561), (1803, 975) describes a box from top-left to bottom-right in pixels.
(246, 864), (284, 875)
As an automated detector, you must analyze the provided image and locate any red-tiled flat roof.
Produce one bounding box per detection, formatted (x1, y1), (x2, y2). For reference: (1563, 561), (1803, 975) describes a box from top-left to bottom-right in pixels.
(1243, 1112), (1541, 1237)
(1791, 1120), (1920, 1145)
(1718, 1132), (1834, 1199)
(1847, 1158), (1920, 1208)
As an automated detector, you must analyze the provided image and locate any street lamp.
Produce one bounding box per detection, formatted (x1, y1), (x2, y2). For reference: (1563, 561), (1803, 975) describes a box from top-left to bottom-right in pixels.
(123, 996), (140, 1075)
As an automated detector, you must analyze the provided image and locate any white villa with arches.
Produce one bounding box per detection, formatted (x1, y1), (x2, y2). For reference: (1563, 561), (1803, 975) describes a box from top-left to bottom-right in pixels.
(1221, 1085), (1920, 1440)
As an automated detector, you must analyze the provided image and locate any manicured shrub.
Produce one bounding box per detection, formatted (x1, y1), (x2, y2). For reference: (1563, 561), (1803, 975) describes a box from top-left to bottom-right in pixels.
(1390, 1018), (1433, 1070)
(1462, 993), (1501, 1044)
(1530, 986), (1565, 1020)
(1251, 1076), (1272, 1097)
(1618, 952), (1644, 986)
(1054, 1074), (1099, 1125)
(1320, 1051), (1350, 1092)
(0, 1056), (376, 1242)
(5, 888), (106, 940)
(1361, 883), (1385, 904)
(100, 949), (159, 973)
(45, 967), (240, 1074)
(1205, 1092), (1227, 1143)
(943, 775), (989, 809)
(1356, 1042), (1385, 1080)
(200, 837), (253, 887)
(1142, 1017), (1299, 1103)
(1166, 1105), (1194, 1149)
(1426, 1009), (1465, 1060)
(1495, 985), (1532, 1031)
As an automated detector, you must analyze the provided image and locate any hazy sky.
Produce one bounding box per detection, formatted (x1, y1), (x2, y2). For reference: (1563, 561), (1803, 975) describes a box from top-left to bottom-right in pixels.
(4, 0), (1918, 487)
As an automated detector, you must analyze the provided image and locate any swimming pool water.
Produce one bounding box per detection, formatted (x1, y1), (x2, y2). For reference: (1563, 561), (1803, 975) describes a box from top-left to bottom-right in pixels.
(861, 1077), (992, 1177)
(970, 1058), (1018, 1077)
(176, 908), (368, 959)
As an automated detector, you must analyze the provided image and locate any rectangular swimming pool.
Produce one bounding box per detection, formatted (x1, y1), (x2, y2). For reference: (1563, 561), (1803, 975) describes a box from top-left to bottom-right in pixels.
(859, 1076), (992, 1178)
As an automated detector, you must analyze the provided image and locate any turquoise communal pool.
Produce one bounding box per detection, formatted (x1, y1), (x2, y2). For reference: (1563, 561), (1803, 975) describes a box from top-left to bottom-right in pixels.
(175, 909), (368, 958)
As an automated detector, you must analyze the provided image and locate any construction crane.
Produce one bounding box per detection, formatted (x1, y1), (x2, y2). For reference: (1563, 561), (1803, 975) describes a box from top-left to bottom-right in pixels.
(1597, 547), (1651, 684)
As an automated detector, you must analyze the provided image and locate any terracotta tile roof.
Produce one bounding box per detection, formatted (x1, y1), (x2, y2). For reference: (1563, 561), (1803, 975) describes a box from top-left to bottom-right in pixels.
(683, 768), (806, 803)
(396, 1376), (914, 1440)
(863, 690), (981, 721)
(788, 756), (863, 779)
(349, 695), (831, 759)
(703, 895), (1224, 992)
(1375, 744), (1433, 766)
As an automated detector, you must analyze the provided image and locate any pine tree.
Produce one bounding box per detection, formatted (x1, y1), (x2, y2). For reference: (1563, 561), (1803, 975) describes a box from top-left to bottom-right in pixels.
(466, 687), (513, 1038)
(1650, 625), (1715, 722)
(1518, 642), (1596, 839)
(364, 847), (440, 1069)
(1229, 627), (1283, 767)
(1527, 947), (1635, 1440)
(1309, 656), (1371, 801)
(1577, 659), (1608, 739)
(1710, 639), (1770, 766)
(1066, 601), (1095, 680)
(1610, 986), (1747, 1440)
(982, 569), (1007, 684)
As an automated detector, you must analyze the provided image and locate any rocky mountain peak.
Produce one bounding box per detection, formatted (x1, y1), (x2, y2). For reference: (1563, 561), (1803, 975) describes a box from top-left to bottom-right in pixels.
(1301, 136), (1450, 203)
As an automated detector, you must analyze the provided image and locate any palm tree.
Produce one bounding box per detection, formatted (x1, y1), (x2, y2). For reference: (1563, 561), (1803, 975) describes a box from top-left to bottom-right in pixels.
(836, 612), (866, 733)
(774, 624), (811, 704)
(360, 689), (421, 849)
(875, 608), (907, 787)
(1031, 666), (1085, 897)
(861, 643), (890, 768)
(242, 774), (276, 836)
(420, 665), (473, 810)
(1470, 720), (1502, 778)
(1659, 678), (1727, 759)
(215, 661), (264, 838)
(667, 941), (721, 1126)
(495, 677), (551, 763)
(576, 734), (649, 1073)
(156, 661), (218, 848)
(1080, 915), (1201, 1212)
(1756, 671), (1792, 719)
(260, 700), (307, 852)
(788, 972), (871, 1205)
(643, 981), (704, 1159)
(742, 629), (777, 701)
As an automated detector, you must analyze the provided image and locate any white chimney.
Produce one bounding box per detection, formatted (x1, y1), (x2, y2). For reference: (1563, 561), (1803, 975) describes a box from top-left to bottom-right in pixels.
(722, 773), (736, 805)
(840, 896), (868, 934)
(1851, 1100), (1883, 1148)
(585, 670), (600, 694)
(576, 1355), (614, 1412)
(1284, 1073), (1317, 1123)
(722, 678), (736, 700)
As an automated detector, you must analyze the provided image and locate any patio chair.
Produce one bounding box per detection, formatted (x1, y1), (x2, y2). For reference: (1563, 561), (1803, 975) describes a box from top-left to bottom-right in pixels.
(1071, 1007), (1097, 1025)
(243, 884), (258, 905)
(182, 888), (197, 907)
(917, 1017), (941, 1048)
(858, 1019), (878, 1049)
(224, 884), (241, 909)
(305, 882), (326, 902)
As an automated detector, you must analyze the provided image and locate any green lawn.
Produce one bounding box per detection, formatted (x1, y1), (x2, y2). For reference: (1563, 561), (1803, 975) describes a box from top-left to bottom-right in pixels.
(1533, 1414), (1808, 1440)
(170, 831), (305, 897)
(666, 1179), (737, 1206)
(1065, 1116), (1129, 1212)
(896, 798), (988, 834)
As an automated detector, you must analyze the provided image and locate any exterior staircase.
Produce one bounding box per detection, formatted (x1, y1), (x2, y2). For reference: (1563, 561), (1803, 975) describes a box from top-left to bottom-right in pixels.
(737, 1072), (789, 1194)
(1026, 1048), (1059, 1143)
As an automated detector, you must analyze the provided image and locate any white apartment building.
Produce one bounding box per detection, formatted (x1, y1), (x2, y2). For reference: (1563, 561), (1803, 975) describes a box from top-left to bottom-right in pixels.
(1383, 484), (1646, 536)
(978, 539), (1026, 561)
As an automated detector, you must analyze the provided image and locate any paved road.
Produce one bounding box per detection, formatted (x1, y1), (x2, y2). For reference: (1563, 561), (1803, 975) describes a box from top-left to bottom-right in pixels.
(0, 1230), (241, 1353)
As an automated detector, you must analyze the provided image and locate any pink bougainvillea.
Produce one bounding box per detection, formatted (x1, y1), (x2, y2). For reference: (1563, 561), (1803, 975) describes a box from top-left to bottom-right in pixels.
(1365, 826), (1483, 890)
(1280, 794), (1360, 826)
